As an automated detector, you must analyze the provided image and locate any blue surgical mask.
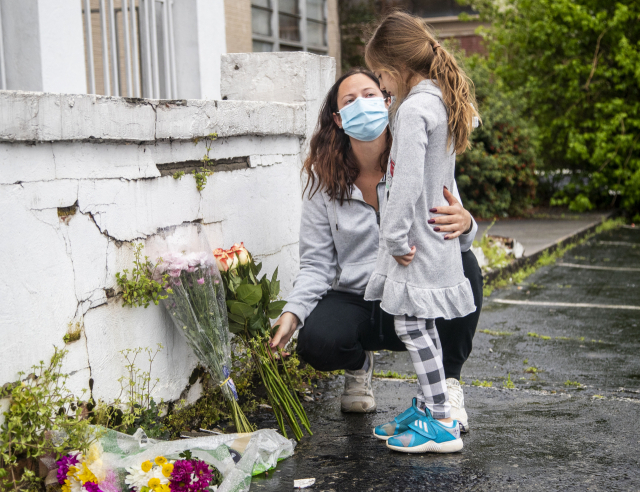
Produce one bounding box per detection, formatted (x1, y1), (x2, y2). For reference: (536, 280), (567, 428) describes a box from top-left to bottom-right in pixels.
(338, 97), (389, 142)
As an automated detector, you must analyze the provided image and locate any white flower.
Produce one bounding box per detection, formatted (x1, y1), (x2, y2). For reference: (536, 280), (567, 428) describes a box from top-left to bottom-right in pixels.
(125, 467), (153, 491)
(152, 465), (170, 485)
(67, 477), (84, 492)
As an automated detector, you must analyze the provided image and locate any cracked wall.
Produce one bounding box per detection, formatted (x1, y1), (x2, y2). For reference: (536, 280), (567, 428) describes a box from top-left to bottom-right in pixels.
(0, 134), (304, 404)
(0, 51), (335, 415)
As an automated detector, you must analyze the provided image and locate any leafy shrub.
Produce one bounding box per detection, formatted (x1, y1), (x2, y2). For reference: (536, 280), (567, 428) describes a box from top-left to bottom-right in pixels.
(456, 55), (538, 218)
(0, 348), (94, 492)
(466, 0), (640, 216)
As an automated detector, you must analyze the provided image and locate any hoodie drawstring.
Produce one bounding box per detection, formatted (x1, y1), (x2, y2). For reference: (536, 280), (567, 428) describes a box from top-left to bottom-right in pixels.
(333, 199), (339, 231)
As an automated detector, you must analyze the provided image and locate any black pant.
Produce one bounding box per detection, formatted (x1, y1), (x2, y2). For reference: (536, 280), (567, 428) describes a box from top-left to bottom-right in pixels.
(297, 250), (483, 380)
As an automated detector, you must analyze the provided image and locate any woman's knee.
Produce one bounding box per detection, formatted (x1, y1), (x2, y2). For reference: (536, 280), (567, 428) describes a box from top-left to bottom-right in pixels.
(296, 320), (360, 371)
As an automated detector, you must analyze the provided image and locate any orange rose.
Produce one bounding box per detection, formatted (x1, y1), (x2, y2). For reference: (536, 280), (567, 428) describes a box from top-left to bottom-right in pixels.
(228, 242), (251, 266)
(212, 248), (230, 272)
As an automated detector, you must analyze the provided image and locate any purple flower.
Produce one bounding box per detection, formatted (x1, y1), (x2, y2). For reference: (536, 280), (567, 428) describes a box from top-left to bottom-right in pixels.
(191, 461), (212, 490)
(56, 454), (80, 485)
(169, 460), (194, 492)
(84, 482), (102, 492)
(197, 278), (204, 285)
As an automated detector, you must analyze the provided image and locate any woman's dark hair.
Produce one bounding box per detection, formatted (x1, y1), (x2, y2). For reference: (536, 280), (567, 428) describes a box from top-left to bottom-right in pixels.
(302, 67), (392, 204)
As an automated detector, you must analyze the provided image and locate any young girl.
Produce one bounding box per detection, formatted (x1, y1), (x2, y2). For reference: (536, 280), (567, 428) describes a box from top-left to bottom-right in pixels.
(363, 12), (479, 453)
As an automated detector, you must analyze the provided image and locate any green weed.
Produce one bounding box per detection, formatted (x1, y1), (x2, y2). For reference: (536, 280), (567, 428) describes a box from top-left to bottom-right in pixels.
(471, 379), (493, 387)
(479, 329), (513, 336)
(63, 321), (83, 344)
(373, 370), (417, 380)
(503, 373), (516, 389)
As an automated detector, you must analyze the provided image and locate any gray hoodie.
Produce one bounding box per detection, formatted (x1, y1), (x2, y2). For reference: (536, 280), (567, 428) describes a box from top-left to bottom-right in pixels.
(364, 80), (476, 320)
(283, 170), (477, 328)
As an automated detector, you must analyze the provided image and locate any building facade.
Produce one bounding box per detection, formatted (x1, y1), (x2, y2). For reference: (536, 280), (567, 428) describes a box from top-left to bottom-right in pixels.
(0, 0), (340, 99)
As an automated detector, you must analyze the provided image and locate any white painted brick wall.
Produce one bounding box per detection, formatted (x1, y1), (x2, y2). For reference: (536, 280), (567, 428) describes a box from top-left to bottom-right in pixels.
(0, 53), (335, 412)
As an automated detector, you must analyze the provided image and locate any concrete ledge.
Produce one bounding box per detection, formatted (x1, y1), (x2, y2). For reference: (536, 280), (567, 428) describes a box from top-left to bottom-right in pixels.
(154, 99), (306, 140)
(484, 213), (614, 285)
(0, 91), (306, 143)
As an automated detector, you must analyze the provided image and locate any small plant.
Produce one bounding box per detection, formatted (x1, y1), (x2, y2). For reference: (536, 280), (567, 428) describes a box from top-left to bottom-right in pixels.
(92, 345), (168, 438)
(471, 380), (493, 387)
(0, 348), (95, 492)
(63, 320), (83, 344)
(192, 133), (218, 192)
(479, 329), (513, 336)
(592, 395), (604, 399)
(115, 243), (171, 308)
(564, 380), (583, 388)
(524, 366), (539, 374)
(172, 170), (185, 180)
(503, 373), (516, 389)
(523, 359), (528, 365)
(373, 370), (417, 380)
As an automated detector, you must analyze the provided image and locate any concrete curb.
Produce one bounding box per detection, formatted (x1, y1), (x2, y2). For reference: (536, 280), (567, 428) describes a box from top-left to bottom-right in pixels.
(483, 212), (616, 285)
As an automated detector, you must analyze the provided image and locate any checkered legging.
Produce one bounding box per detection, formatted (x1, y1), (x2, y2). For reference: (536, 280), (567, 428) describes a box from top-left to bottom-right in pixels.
(394, 315), (451, 419)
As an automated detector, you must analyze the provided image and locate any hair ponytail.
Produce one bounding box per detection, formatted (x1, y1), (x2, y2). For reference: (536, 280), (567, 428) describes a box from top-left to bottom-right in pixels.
(365, 11), (479, 154)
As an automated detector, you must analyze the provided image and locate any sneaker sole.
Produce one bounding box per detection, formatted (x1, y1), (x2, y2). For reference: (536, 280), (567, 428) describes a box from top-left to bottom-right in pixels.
(341, 402), (377, 413)
(386, 437), (463, 454)
(372, 429), (392, 441)
(459, 422), (469, 433)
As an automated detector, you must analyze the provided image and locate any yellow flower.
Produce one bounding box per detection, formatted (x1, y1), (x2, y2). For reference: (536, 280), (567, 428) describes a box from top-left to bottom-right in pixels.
(159, 484), (171, 492)
(78, 462), (98, 484)
(155, 456), (168, 466)
(62, 481), (71, 492)
(161, 463), (174, 478)
(148, 478), (161, 489)
(141, 460), (153, 473)
(67, 466), (79, 477)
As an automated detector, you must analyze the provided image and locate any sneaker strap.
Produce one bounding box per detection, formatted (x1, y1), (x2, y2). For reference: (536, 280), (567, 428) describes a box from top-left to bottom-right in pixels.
(407, 417), (437, 440)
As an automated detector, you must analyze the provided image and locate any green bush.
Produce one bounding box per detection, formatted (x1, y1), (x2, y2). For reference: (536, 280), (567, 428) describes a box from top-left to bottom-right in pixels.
(456, 56), (539, 218)
(465, 0), (640, 216)
(0, 348), (95, 492)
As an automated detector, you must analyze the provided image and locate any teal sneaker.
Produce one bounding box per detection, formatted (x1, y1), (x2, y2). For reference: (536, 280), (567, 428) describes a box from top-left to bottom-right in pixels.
(386, 411), (463, 454)
(373, 398), (425, 441)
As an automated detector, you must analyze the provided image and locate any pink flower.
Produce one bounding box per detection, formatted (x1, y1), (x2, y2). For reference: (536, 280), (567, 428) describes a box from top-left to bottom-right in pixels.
(197, 278), (205, 285)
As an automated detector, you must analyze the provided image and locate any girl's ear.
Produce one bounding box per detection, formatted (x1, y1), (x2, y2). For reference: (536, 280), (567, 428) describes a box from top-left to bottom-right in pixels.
(333, 112), (343, 129)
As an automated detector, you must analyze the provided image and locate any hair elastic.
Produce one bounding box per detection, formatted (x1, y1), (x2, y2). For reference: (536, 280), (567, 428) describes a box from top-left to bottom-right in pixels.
(432, 42), (441, 50)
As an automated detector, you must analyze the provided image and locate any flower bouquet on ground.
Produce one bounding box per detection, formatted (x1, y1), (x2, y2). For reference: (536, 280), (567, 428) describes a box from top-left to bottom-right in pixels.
(146, 226), (253, 434)
(213, 244), (312, 441)
(55, 442), (120, 492)
(124, 451), (222, 492)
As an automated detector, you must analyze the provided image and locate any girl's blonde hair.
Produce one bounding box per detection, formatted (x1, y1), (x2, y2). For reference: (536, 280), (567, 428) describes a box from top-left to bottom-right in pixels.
(365, 11), (479, 154)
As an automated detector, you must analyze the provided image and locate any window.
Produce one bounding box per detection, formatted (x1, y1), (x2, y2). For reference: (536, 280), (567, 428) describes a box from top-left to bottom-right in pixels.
(251, 0), (327, 53)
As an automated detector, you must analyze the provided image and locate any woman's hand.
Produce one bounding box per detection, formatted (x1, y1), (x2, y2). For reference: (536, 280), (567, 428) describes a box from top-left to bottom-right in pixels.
(393, 246), (416, 266)
(269, 312), (300, 351)
(428, 187), (473, 240)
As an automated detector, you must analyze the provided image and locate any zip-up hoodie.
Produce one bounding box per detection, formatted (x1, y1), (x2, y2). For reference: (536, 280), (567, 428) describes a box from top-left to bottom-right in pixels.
(283, 172), (477, 328)
(364, 80), (476, 319)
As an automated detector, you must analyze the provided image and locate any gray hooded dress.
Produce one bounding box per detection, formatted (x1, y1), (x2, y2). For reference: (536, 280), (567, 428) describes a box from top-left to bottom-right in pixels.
(364, 80), (476, 320)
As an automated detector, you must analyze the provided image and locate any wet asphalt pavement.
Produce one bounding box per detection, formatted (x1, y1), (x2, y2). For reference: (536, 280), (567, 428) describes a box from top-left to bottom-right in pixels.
(250, 226), (640, 491)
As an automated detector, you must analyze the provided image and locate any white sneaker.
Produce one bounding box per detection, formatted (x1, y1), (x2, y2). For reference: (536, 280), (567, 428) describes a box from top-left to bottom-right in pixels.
(341, 351), (376, 413)
(446, 378), (469, 433)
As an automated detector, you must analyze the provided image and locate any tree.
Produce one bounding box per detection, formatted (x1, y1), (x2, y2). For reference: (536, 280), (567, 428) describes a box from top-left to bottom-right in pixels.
(465, 0), (640, 216)
(456, 55), (538, 218)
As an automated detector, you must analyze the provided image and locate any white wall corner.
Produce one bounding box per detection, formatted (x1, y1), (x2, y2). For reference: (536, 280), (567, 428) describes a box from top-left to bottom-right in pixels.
(37, 0), (87, 94)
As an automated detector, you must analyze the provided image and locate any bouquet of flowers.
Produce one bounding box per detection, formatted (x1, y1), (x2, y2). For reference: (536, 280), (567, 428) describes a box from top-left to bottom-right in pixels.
(213, 243), (312, 441)
(124, 451), (221, 492)
(56, 442), (119, 492)
(147, 226), (253, 434)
